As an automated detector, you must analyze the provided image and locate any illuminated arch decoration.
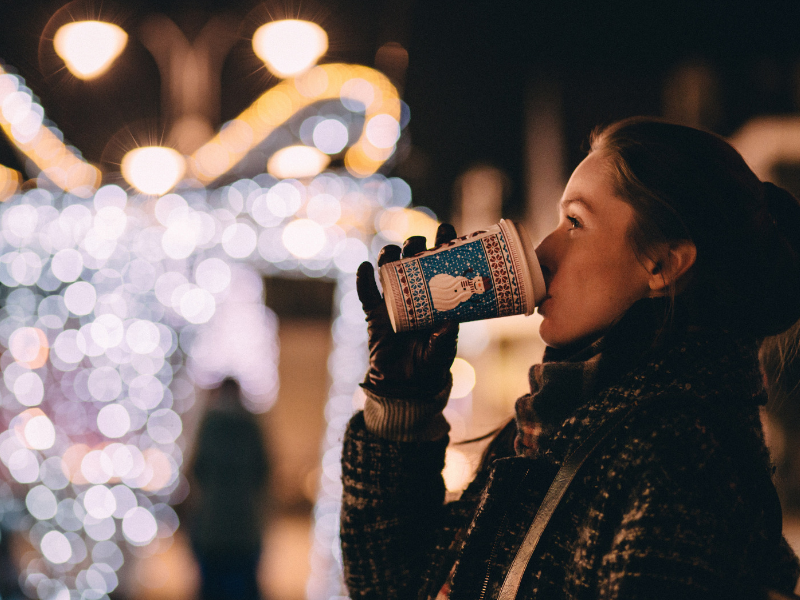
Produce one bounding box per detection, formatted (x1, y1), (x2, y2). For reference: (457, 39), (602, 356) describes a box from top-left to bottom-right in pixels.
(0, 59), (438, 600)
(0, 65), (101, 197)
(189, 63), (403, 184)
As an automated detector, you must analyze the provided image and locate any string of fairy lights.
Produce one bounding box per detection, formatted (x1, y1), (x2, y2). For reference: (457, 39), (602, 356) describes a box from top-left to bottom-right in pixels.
(0, 43), (463, 598)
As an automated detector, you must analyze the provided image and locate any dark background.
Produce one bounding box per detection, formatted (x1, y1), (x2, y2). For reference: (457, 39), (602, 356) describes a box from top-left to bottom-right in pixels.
(2, 0), (800, 219)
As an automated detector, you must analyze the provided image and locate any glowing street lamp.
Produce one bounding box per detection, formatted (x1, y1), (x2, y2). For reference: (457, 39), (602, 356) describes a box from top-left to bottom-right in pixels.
(53, 20), (128, 80)
(121, 146), (185, 195)
(252, 19), (328, 78)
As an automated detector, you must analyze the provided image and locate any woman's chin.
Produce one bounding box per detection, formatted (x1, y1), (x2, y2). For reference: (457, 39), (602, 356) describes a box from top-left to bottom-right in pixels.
(538, 319), (584, 350)
(537, 320), (561, 348)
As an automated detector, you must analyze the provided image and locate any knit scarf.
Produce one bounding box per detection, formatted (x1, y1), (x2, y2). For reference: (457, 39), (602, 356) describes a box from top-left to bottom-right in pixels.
(514, 298), (667, 459)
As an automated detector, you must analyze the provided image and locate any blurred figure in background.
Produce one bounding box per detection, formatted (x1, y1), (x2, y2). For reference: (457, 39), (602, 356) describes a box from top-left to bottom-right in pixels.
(0, 526), (23, 600)
(186, 378), (271, 600)
(761, 319), (800, 513)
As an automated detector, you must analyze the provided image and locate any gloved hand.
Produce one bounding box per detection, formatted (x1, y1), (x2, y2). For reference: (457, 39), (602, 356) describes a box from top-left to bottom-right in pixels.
(357, 223), (459, 399)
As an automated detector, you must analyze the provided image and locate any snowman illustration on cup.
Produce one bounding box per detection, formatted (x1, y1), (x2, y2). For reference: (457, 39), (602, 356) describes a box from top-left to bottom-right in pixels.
(428, 268), (494, 311)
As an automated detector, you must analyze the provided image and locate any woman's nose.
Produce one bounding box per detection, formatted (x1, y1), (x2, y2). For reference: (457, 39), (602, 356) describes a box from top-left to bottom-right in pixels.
(535, 230), (559, 285)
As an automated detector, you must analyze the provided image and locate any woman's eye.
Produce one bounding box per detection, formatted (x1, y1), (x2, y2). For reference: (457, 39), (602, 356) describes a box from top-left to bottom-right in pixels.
(566, 216), (580, 229)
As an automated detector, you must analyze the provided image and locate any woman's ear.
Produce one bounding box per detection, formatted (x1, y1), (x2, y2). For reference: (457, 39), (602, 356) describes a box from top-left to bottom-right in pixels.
(647, 240), (697, 293)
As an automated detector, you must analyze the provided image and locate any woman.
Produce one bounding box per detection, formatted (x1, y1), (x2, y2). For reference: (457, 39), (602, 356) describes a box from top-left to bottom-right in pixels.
(340, 117), (800, 599)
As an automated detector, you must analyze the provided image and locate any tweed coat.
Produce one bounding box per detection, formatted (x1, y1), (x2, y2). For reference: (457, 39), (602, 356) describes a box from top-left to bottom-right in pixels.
(340, 303), (800, 600)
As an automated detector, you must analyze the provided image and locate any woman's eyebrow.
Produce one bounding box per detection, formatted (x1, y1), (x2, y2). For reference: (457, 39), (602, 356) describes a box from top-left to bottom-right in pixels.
(559, 197), (595, 214)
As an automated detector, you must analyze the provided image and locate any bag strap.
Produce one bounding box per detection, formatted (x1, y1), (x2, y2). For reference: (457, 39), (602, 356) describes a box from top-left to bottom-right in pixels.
(497, 402), (642, 600)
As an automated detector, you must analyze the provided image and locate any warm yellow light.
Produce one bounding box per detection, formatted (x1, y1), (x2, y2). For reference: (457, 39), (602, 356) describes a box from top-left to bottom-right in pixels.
(252, 20), (328, 78)
(62, 444), (90, 484)
(192, 142), (231, 178)
(218, 119), (254, 153)
(54, 21), (128, 80)
(267, 145), (330, 179)
(0, 165), (21, 201)
(121, 146), (185, 196)
(189, 63), (402, 184)
(377, 207), (439, 246)
(450, 357), (476, 399)
(0, 64), (101, 196)
(443, 447), (473, 493)
(142, 448), (173, 491)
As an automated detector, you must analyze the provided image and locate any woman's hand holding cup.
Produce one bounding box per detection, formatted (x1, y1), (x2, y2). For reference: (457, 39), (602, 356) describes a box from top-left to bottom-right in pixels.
(356, 224), (460, 399)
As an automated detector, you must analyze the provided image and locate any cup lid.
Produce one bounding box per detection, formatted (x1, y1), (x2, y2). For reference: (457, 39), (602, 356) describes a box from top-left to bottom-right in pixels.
(500, 220), (547, 312)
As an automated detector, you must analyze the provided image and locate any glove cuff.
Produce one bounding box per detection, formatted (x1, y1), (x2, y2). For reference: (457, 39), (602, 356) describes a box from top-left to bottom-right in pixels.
(361, 374), (452, 442)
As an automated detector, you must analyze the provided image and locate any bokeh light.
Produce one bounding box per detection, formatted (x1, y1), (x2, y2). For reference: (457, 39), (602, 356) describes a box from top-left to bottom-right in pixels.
(122, 507), (158, 545)
(97, 404), (131, 438)
(189, 63), (403, 184)
(64, 281), (97, 315)
(221, 223), (257, 259)
(377, 207), (439, 245)
(0, 64), (100, 196)
(267, 145), (330, 179)
(23, 412), (56, 450)
(450, 358), (476, 399)
(0, 60), (426, 600)
(27, 485), (58, 520)
(365, 114), (401, 148)
(442, 447), (473, 493)
(195, 257), (231, 293)
(51, 248), (84, 282)
(53, 21), (128, 80)
(121, 146), (185, 195)
(252, 20), (328, 78)
(9, 327), (48, 368)
(340, 77), (375, 111)
(282, 218), (326, 258)
(41, 531), (72, 564)
(0, 164), (21, 201)
(14, 372), (44, 407)
(313, 118), (349, 154)
(306, 193), (341, 226)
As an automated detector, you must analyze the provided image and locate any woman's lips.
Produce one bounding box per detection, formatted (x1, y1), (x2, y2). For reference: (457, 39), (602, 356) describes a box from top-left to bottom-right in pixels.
(537, 295), (551, 315)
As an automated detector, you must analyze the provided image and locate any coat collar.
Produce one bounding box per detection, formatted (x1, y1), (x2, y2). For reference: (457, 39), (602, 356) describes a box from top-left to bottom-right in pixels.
(514, 298), (765, 462)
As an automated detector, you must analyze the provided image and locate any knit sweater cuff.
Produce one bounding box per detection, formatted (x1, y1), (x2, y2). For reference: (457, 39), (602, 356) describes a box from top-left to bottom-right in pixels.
(361, 378), (452, 442)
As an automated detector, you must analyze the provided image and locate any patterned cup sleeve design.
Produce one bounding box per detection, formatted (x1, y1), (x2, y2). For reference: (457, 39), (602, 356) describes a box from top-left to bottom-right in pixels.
(380, 220), (545, 332)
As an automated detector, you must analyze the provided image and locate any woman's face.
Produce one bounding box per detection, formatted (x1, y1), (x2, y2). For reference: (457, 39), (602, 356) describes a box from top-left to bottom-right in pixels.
(535, 152), (653, 348)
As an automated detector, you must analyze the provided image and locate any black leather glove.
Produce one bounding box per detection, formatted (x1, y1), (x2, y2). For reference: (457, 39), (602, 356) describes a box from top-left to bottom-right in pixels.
(357, 223), (459, 399)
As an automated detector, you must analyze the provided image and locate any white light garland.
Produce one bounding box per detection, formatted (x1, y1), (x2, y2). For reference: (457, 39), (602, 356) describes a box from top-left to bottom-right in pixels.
(0, 59), (438, 600)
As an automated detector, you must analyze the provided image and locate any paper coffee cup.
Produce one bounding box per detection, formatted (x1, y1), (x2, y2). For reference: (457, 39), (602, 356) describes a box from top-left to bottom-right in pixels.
(379, 219), (547, 332)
